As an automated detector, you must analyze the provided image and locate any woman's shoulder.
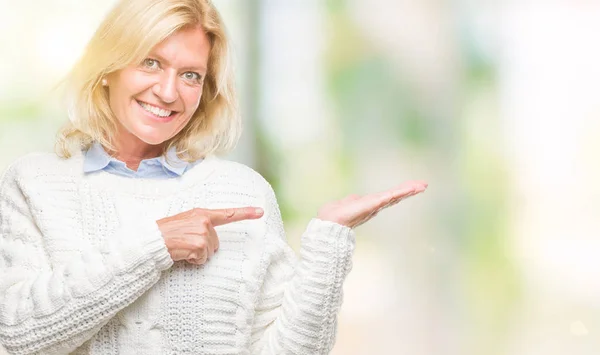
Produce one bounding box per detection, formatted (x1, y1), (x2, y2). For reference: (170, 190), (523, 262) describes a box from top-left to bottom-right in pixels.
(208, 156), (275, 193)
(1, 151), (84, 183)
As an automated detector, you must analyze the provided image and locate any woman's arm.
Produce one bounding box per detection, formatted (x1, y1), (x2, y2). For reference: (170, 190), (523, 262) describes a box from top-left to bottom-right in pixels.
(250, 176), (427, 354)
(0, 163), (173, 355)
(250, 184), (355, 355)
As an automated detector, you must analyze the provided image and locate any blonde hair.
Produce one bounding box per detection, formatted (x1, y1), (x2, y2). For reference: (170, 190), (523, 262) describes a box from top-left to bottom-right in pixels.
(56, 0), (239, 161)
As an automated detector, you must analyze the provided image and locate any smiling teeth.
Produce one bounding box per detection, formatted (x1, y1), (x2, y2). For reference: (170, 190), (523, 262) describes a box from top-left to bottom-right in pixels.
(139, 102), (172, 117)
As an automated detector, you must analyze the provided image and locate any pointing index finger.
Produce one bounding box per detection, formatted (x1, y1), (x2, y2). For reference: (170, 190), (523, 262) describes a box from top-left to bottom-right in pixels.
(206, 207), (264, 226)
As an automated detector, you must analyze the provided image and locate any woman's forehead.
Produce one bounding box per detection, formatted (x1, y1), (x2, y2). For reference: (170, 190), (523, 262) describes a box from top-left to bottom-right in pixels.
(149, 26), (210, 72)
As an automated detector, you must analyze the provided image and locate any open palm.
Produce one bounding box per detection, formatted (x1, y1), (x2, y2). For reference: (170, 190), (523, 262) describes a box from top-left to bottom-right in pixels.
(317, 180), (428, 228)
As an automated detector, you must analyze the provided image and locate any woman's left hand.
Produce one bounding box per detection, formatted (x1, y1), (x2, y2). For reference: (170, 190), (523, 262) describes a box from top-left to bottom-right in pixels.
(316, 180), (428, 228)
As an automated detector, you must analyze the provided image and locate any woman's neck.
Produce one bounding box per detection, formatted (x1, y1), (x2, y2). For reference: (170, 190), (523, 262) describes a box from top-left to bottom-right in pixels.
(106, 132), (165, 171)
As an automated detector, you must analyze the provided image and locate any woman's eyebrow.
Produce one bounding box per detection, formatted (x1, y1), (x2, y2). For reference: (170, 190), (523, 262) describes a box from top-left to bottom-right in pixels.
(150, 52), (207, 73)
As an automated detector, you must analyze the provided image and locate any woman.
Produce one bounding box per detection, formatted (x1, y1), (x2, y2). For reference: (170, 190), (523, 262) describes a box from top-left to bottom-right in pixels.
(0, 0), (427, 354)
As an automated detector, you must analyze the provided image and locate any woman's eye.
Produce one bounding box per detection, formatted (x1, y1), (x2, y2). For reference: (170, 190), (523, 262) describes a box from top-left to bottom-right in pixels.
(183, 72), (201, 82)
(143, 58), (159, 69)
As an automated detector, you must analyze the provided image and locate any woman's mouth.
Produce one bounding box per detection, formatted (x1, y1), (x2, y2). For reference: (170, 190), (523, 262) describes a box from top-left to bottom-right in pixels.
(136, 100), (178, 122)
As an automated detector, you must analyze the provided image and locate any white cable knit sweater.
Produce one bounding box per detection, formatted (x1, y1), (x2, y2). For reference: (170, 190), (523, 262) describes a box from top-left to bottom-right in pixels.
(0, 152), (355, 355)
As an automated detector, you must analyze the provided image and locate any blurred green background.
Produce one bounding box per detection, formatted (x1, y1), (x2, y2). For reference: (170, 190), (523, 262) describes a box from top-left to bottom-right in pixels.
(1, 1), (600, 354)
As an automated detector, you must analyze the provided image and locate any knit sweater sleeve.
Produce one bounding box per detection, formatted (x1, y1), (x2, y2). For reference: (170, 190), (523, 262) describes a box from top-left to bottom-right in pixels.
(250, 181), (355, 354)
(0, 161), (174, 355)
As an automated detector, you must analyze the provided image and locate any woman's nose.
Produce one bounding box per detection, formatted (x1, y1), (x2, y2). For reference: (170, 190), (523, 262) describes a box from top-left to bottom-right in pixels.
(152, 72), (179, 104)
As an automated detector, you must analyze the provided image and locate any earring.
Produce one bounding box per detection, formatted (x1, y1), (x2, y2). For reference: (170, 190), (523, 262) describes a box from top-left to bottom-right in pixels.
(101, 78), (108, 86)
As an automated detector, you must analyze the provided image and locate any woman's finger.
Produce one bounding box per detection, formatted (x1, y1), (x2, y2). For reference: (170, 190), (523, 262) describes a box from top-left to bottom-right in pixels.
(206, 223), (219, 259)
(351, 183), (427, 226)
(340, 194), (362, 203)
(380, 181), (428, 206)
(203, 207), (264, 227)
(362, 186), (416, 214)
(337, 190), (400, 225)
(386, 190), (419, 207)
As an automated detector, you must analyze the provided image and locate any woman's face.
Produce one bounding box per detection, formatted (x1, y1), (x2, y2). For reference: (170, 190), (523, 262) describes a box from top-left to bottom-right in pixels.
(106, 25), (210, 148)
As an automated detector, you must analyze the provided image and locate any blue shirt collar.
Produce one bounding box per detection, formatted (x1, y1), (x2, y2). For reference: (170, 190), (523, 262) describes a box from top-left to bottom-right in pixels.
(83, 142), (190, 177)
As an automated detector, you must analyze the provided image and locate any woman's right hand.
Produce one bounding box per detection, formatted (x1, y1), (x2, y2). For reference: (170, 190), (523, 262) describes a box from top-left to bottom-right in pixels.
(156, 207), (264, 265)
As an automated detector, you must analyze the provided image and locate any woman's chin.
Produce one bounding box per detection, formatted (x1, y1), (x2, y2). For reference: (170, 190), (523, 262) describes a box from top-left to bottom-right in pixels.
(141, 136), (168, 146)
(132, 131), (169, 146)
